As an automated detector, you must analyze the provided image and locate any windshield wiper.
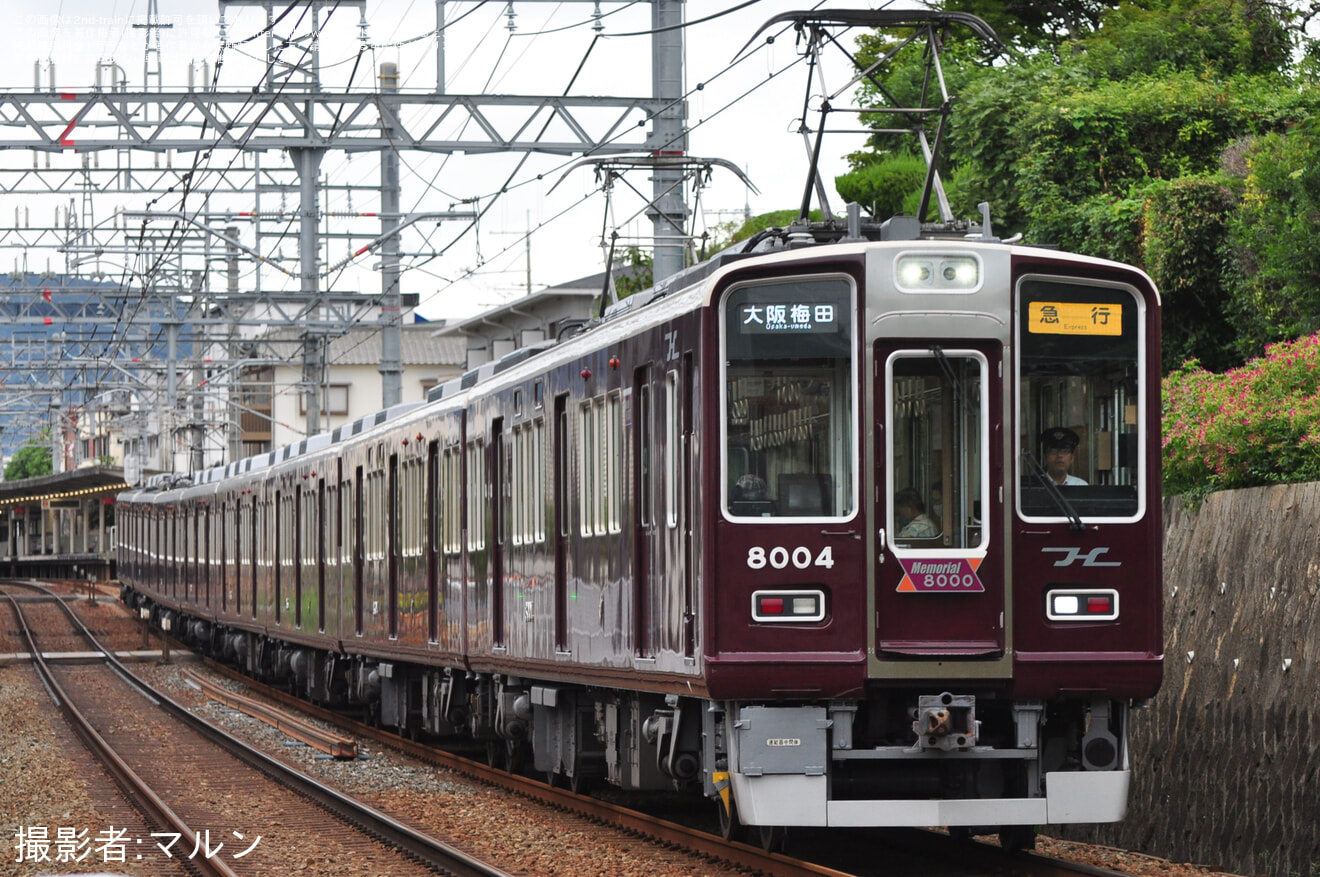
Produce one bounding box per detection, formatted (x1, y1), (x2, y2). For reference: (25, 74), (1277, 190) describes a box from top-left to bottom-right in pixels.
(1020, 449), (1085, 532)
(929, 345), (965, 412)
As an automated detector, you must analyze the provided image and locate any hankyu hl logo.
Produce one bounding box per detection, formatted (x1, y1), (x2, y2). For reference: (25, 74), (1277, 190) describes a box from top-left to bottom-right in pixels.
(1042, 547), (1121, 568)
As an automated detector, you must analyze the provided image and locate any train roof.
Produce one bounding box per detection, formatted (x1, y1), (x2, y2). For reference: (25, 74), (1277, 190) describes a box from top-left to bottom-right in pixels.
(123, 209), (1156, 499)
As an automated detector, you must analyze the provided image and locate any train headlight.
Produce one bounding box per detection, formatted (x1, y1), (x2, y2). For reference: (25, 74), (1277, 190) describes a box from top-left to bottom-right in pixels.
(898, 259), (934, 287)
(895, 254), (981, 293)
(1046, 589), (1119, 622)
(751, 590), (826, 623)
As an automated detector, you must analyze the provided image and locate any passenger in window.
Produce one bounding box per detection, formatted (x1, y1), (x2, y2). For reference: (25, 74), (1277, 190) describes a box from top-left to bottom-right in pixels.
(1041, 427), (1088, 486)
(735, 474), (767, 502)
(895, 488), (939, 538)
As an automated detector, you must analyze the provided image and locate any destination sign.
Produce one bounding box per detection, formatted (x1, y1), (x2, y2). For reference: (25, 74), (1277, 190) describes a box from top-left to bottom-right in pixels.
(738, 302), (840, 334)
(1028, 301), (1122, 337)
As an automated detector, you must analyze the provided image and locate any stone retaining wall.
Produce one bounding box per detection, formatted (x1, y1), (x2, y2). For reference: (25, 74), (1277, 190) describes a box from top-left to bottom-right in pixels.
(1064, 484), (1320, 877)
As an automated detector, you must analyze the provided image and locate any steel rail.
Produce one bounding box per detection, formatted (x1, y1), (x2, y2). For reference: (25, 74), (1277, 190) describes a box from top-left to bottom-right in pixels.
(199, 655), (1141, 877)
(1, 586), (238, 877)
(199, 656), (859, 877)
(2, 580), (515, 877)
(181, 668), (357, 759)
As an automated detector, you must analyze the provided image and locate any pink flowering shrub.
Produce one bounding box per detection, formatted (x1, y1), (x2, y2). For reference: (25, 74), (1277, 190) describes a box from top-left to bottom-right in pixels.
(1163, 333), (1320, 497)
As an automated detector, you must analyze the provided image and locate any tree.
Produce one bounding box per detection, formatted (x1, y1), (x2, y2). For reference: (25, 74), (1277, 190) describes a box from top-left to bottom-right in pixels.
(613, 246), (654, 299)
(847, 0), (1309, 373)
(835, 153), (941, 221)
(940, 0), (1117, 52)
(1224, 117), (1320, 358)
(1142, 175), (1239, 373)
(4, 441), (52, 481)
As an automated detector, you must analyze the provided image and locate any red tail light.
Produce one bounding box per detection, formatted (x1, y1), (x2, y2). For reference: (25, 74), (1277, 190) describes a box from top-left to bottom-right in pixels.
(752, 590), (825, 623)
(1046, 589), (1119, 622)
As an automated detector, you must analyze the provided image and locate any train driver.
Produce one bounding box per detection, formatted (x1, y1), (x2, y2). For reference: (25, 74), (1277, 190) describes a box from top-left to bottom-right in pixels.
(1041, 427), (1088, 486)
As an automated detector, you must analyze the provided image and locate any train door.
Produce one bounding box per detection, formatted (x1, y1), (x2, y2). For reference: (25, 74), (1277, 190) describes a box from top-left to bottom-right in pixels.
(553, 394), (570, 652)
(464, 431), (485, 655)
(250, 494), (260, 620)
(295, 484), (304, 629)
(203, 505), (211, 609)
(490, 418), (506, 647)
(874, 343), (1004, 657)
(678, 353), (696, 658)
(388, 453), (399, 640)
(633, 366), (655, 657)
(454, 411), (469, 656)
(231, 499), (240, 615)
(169, 506), (177, 598)
(274, 489), (284, 626)
(191, 506), (200, 604)
(317, 476), (326, 633)
(354, 465), (365, 637)
(427, 440), (440, 645)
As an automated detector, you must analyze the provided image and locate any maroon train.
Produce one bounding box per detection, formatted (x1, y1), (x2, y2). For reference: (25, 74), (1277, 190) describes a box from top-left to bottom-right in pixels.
(117, 217), (1163, 848)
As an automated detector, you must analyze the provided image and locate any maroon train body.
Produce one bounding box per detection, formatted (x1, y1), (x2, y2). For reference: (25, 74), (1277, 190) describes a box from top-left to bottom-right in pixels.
(118, 224), (1163, 846)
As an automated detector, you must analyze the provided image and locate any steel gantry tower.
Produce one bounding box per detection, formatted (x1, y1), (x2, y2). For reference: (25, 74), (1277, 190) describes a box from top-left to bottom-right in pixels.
(0, 0), (687, 478)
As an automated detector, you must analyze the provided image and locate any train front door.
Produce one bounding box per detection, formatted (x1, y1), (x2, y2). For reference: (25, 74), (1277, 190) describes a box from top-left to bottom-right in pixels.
(874, 343), (1005, 658)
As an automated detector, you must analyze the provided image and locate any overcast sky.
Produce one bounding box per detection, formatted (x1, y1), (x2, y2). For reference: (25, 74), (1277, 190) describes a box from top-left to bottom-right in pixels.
(4, 1), (906, 321)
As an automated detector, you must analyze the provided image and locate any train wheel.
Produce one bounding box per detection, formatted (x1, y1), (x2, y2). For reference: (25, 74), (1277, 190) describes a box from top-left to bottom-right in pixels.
(756, 825), (785, 854)
(568, 771), (594, 795)
(506, 739), (530, 774)
(717, 795), (741, 842)
(998, 825), (1036, 852)
(485, 740), (505, 770)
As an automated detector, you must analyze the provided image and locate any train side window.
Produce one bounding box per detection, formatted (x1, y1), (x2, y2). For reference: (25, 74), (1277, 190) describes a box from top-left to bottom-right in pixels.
(1017, 278), (1144, 520)
(509, 422), (545, 545)
(607, 392), (623, 533)
(556, 399), (571, 540)
(466, 439), (486, 552)
(532, 418), (545, 543)
(399, 458), (423, 558)
(579, 401), (596, 537)
(721, 276), (856, 520)
(341, 478), (355, 569)
(665, 369), (679, 529)
(511, 425), (525, 547)
(443, 445), (462, 553)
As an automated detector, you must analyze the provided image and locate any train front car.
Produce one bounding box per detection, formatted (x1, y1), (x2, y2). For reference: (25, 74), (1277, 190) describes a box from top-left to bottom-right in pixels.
(703, 239), (1162, 844)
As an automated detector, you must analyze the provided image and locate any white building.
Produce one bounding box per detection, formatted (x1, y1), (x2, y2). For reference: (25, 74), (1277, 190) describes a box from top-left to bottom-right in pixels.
(260, 323), (466, 453)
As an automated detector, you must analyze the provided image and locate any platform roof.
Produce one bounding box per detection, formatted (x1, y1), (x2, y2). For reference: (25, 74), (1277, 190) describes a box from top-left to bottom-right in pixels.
(0, 466), (130, 509)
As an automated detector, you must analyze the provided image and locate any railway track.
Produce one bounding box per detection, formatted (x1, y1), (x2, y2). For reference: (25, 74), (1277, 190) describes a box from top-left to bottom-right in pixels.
(5, 581), (1172, 877)
(0, 580), (514, 877)
(190, 651), (1145, 877)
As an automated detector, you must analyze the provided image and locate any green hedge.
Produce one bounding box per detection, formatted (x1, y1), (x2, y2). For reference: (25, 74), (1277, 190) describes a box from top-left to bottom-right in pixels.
(1163, 335), (1320, 497)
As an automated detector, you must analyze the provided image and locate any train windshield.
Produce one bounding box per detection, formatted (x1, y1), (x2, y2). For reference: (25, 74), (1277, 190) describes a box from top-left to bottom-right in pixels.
(1017, 278), (1144, 520)
(722, 276), (856, 520)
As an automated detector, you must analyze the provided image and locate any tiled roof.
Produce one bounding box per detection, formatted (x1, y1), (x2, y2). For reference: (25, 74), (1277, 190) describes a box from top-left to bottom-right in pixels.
(261, 324), (465, 367)
(325, 324), (465, 366)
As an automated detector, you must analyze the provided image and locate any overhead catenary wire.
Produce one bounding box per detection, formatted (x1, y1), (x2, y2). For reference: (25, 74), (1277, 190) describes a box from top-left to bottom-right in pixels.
(12, 1), (852, 456)
(62, 1), (341, 422)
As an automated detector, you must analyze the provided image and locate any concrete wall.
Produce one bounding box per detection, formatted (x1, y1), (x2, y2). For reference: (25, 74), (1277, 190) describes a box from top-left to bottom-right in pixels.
(1064, 483), (1320, 877)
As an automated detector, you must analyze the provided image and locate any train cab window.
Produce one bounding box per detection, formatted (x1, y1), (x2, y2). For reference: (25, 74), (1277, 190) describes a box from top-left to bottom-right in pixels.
(1017, 278), (1144, 520)
(722, 276), (855, 520)
(886, 350), (989, 551)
